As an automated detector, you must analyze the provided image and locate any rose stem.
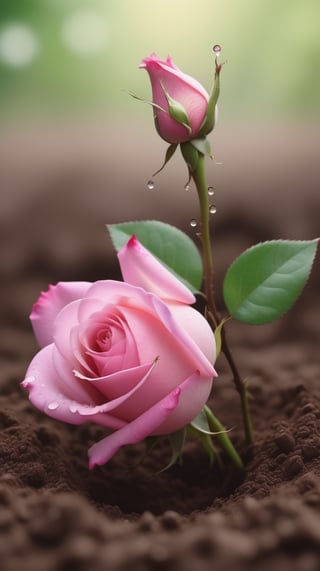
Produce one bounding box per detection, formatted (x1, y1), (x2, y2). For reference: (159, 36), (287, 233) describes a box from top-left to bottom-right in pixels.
(191, 153), (253, 446)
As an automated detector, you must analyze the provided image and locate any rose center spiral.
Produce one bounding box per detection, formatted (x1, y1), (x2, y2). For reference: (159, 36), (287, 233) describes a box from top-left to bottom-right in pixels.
(96, 326), (112, 351)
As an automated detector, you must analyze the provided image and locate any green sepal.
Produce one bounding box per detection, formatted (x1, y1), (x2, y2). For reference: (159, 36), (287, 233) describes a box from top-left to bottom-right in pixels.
(190, 136), (213, 158)
(144, 436), (159, 454)
(213, 317), (229, 358)
(188, 425), (216, 465)
(190, 407), (226, 435)
(198, 61), (221, 137)
(180, 141), (200, 174)
(156, 428), (186, 473)
(199, 433), (216, 465)
(204, 405), (243, 470)
(127, 90), (167, 114)
(152, 143), (178, 177)
(161, 82), (192, 135)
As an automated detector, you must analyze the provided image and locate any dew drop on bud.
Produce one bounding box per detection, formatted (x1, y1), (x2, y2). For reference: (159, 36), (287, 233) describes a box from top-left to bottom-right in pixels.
(209, 204), (217, 214)
(147, 179), (155, 190)
(208, 186), (215, 196)
(184, 183), (190, 191)
(213, 44), (221, 55)
(190, 218), (197, 228)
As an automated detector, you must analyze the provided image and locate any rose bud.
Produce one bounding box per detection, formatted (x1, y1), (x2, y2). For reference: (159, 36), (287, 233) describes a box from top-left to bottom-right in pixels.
(140, 53), (210, 144)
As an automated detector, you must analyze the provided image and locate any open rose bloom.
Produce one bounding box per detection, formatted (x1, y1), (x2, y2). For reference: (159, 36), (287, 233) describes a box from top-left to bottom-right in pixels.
(22, 237), (216, 468)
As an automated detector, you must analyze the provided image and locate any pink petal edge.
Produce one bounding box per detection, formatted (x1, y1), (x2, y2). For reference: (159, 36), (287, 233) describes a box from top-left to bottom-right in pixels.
(88, 386), (181, 469)
(88, 371), (204, 469)
(118, 236), (195, 304)
(31, 281), (91, 348)
(21, 344), (126, 430)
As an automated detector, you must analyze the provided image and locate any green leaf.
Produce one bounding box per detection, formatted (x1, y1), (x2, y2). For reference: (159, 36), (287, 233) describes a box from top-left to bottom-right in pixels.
(108, 220), (203, 292)
(223, 239), (319, 325)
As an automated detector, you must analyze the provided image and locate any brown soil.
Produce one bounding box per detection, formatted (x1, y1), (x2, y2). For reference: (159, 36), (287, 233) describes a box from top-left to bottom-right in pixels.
(1, 123), (320, 570)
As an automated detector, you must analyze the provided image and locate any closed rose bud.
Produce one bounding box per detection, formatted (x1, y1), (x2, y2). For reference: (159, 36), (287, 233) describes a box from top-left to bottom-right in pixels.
(140, 53), (209, 144)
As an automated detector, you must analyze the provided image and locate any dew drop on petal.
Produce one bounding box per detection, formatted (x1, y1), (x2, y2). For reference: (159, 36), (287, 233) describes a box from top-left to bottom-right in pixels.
(69, 403), (78, 413)
(190, 218), (198, 228)
(213, 44), (221, 55)
(47, 401), (59, 411)
(208, 186), (215, 196)
(147, 179), (155, 190)
(22, 375), (35, 387)
(209, 204), (217, 214)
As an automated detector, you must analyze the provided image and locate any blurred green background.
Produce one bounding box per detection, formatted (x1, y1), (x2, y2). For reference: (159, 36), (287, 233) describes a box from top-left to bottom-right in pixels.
(0, 0), (319, 343)
(0, 0), (319, 122)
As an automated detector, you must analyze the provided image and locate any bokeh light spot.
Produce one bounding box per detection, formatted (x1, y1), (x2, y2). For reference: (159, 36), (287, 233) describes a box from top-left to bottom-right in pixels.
(0, 24), (39, 68)
(62, 10), (108, 56)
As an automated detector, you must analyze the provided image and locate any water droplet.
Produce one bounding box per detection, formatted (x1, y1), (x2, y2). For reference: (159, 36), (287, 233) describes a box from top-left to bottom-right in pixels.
(147, 179), (155, 190)
(208, 186), (215, 196)
(22, 375), (35, 387)
(209, 204), (217, 214)
(47, 401), (59, 411)
(213, 44), (221, 55)
(69, 403), (78, 413)
(190, 218), (198, 228)
(184, 183), (190, 191)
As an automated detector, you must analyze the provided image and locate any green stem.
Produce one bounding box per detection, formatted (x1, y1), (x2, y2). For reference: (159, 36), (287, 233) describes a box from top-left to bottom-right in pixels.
(191, 154), (218, 322)
(204, 405), (243, 470)
(220, 327), (253, 445)
(191, 153), (253, 446)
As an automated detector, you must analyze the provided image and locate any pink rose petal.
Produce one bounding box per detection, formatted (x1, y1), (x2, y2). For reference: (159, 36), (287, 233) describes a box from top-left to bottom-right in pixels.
(30, 282), (91, 348)
(21, 344), (125, 430)
(88, 384), (182, 468)
(118, 236), (195, 304)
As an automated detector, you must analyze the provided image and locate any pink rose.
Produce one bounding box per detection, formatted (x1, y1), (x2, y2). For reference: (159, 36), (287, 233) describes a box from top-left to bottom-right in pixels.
(140, 53), (209, 144)
(22, 237), (216, 468)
